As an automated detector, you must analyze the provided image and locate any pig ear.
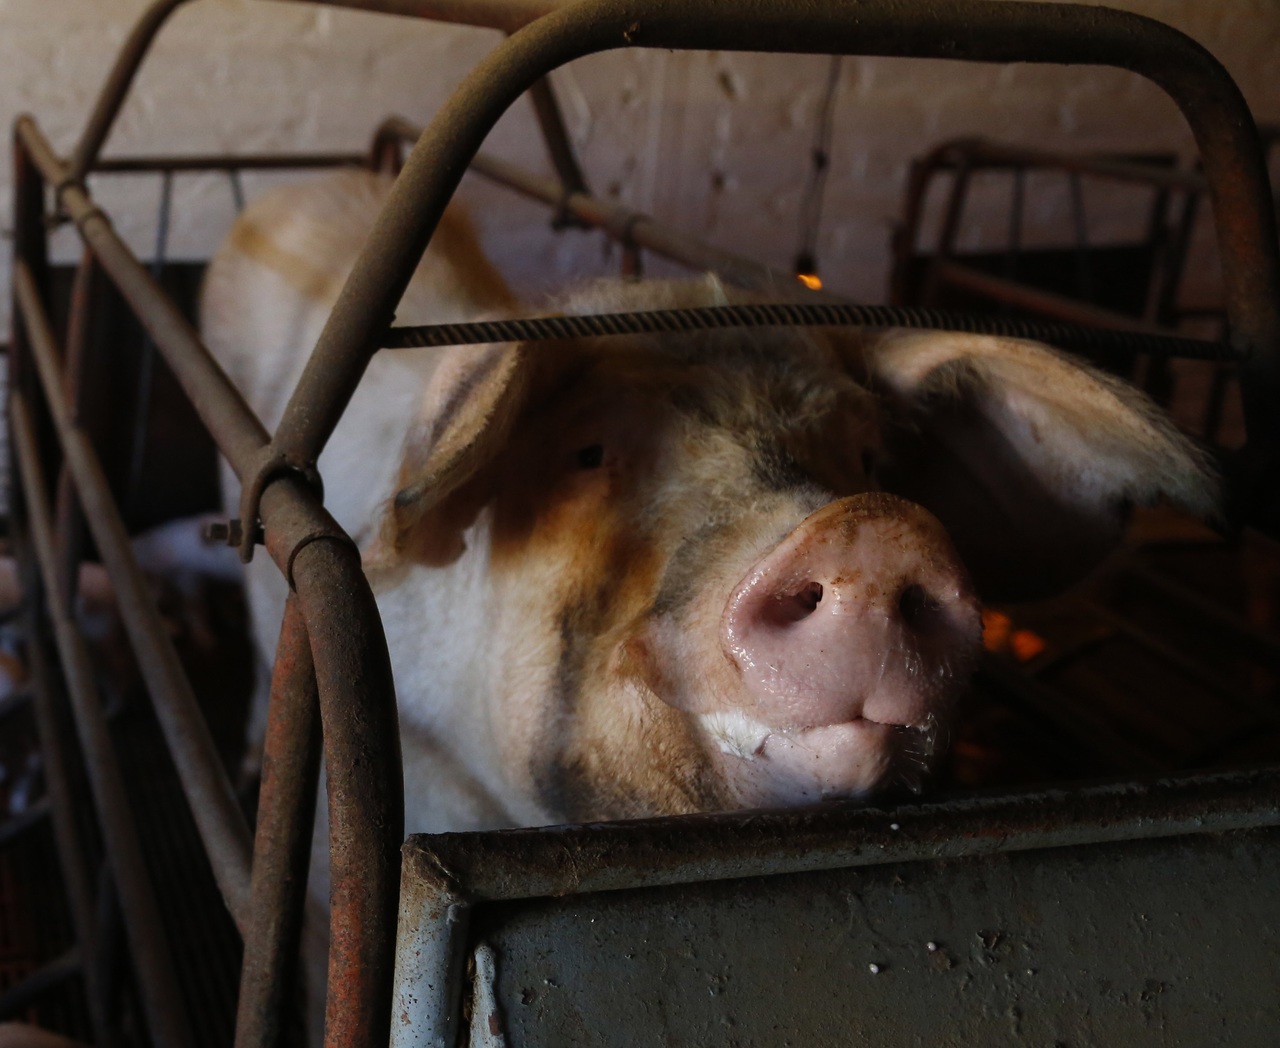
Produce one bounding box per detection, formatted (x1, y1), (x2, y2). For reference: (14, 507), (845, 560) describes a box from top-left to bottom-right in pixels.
(860, 330), (1220, 601)
(369, 341), (537, 568)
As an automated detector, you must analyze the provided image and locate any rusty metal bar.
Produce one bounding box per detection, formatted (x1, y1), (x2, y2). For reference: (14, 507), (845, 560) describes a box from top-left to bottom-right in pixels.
(93, 152), (367, 173)
(464, 139), (822, 294)
(66, 0), (197, 182)
(19, 106), (405, 1048)
(53, 250), (100, 611)
(10, 120), (49, 401)
(467, 155), (810, 290)
(19, 600), (113, 1048)
(13, 257), (255, 928)
(407, 764), (1280, 903)
(524, 76), (590, 199)
(928, 258), (1179, 335)
(253, 479), (402, 1048)
(9, 391), (195, 1048)
(273, 0), (1280, 481)
(918, 153), (973, 307)
(234, 594), (323, 1048)
(912, 136), (1209, 192)
(10, 134), (111, 1048)
(17, 117), (270, 481)
(268, 0), (562, 34)
(9, 535), (110, 1047)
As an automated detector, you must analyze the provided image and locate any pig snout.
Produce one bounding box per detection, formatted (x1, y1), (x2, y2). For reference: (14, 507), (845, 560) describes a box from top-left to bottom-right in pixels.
(712, 492), (982, 804)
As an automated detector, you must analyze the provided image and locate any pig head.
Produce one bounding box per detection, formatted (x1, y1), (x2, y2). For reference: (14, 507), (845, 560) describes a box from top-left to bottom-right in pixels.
(367, 279), (1218, 826)
(204, 171), (1217, 835)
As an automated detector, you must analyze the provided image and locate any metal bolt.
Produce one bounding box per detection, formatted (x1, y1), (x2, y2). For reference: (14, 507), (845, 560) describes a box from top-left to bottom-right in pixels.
(204, 518), (263, 547)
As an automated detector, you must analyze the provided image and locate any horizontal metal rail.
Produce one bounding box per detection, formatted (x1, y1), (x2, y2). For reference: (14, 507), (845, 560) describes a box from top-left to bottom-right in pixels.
(926, 259), (1184, 336)
(408, 763), (1280, 902)
(93, 153), (367, 173)
(909, 136), (1210, 192)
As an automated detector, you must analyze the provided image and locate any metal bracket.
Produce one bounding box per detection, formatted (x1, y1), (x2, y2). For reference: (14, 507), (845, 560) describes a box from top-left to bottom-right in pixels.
(233, 447), (325, 564)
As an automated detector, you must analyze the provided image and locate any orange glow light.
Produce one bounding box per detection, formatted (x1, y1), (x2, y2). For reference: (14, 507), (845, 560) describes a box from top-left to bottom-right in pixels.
(981, 608), (1011, 652)
(981, 608), (1046, 662)
(796, 272), (823, 291)
(1010, 629), (1047, 662)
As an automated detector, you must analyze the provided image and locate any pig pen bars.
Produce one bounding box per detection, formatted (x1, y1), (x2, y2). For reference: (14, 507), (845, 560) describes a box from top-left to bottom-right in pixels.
(6, 3), (1280, 1048)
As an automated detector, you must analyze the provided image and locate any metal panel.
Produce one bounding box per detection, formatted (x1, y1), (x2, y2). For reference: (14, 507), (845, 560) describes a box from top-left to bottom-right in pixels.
(477, 828), (1280, 1046)
(397, 767), (1280, 1047)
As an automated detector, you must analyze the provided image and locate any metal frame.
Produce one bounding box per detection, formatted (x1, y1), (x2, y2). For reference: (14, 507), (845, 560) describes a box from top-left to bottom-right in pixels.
(889, 137), (1211, 332)
(7, 2), (1280, 1048)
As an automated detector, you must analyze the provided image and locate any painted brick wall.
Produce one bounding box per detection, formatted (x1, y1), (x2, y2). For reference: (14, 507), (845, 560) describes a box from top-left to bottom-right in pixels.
(2, 0), (1278, 340)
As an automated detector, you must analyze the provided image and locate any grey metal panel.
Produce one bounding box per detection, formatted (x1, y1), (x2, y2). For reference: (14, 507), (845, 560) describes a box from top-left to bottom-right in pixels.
(476, 828), (1280, 1046)
(399, 771), (1280, 1046)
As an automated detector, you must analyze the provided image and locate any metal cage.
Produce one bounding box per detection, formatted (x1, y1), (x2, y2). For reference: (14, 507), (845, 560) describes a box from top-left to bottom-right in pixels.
(5, 2), (1280, 1048)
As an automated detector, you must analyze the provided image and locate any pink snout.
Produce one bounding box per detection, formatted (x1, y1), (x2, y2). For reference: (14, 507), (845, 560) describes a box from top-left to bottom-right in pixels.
(715, 492), (982, 802)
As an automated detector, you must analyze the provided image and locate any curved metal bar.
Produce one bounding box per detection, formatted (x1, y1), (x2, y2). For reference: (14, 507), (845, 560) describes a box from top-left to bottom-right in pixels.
(258, 477), (403, 1048)
(271, 0), (1280, 478)
(67, 0), (197, 182)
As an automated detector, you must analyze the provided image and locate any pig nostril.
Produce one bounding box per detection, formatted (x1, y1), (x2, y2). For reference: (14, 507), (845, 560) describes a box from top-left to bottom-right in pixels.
(769, 581), (824, 625)
(797, 581), (823, 612)
(897, 583), (942, 633)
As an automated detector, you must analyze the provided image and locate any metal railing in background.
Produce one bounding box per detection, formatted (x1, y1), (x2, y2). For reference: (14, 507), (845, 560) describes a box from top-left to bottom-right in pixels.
(4, 3), (1279, 1048)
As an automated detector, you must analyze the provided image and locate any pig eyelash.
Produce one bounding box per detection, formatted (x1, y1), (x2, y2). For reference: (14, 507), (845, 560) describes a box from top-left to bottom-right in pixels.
(576, 444), (605, 469)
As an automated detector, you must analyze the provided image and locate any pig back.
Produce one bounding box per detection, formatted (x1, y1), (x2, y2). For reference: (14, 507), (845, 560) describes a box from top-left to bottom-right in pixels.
(200, 168), (516, 780)
(201, 167), (515, 545)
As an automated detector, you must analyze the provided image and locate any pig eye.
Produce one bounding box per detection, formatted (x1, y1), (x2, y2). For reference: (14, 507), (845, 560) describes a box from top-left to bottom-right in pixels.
(576, 443), (605, 469)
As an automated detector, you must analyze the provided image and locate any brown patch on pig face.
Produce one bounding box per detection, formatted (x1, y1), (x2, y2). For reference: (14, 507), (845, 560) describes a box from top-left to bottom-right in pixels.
(465, 327), (966, 823)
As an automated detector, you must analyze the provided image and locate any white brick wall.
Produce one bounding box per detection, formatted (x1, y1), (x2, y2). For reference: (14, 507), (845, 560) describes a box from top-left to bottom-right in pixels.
(2, 0), (1278, 336)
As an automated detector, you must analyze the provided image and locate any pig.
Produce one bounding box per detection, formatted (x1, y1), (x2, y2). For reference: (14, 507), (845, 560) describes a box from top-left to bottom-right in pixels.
(202, 168), (1218, 832)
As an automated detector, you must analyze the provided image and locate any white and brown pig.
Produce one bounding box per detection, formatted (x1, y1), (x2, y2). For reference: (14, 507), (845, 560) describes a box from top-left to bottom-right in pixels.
(202, 169), (1218, 835)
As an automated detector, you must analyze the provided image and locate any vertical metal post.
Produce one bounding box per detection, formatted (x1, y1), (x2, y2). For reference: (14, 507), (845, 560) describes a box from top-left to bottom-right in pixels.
(234, 594), (323, 1048)
(10, 391), (196, 1048)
